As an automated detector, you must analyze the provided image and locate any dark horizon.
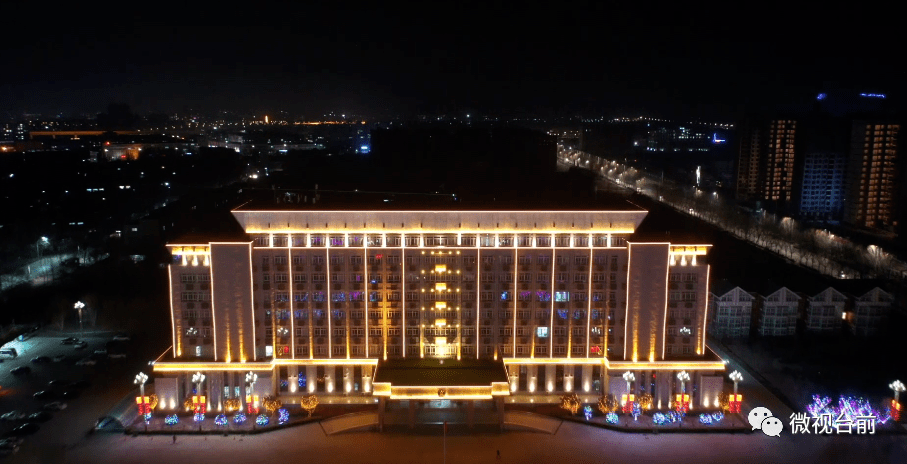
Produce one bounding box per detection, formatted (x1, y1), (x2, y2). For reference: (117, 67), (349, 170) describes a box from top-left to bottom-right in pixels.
(1, 4), (903, 120)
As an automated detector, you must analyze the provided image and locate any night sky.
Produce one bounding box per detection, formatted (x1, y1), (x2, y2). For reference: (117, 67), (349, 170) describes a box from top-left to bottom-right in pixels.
(1, 3), (902, 119)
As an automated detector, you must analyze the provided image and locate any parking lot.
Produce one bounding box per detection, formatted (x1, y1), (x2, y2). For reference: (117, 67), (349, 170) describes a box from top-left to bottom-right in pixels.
(0, 328), (141, 457)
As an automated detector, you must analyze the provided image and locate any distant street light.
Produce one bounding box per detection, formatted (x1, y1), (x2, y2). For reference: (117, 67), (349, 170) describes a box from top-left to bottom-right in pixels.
(36, 236), (49, 257)
(73, 301), (85, 339)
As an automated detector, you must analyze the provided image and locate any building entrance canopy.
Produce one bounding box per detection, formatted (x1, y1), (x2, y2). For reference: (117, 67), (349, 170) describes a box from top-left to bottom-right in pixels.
(372, 358), (510, 400)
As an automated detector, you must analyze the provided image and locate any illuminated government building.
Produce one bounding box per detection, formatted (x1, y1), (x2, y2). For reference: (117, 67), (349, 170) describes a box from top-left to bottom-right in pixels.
(151, 197), (726, 421)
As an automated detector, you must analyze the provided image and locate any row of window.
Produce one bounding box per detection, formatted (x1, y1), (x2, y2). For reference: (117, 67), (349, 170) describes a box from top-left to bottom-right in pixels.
(253, 235), (624, 248)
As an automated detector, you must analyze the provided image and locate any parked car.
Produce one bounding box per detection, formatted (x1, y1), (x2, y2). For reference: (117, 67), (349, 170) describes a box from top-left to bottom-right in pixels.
(74, 341), (88, 349)
(69, 380), (91, 389)
(109, 352), (127, 359)
(27, 412), (51, 422)
(0, 411), (25, 421)
(75, 358), (96, 366)
(93, 349), (107, 356)
(52, 354), (67, 362)
(10, 366), (30, 375)
(112, 334), (131, 342)
(43, 402), (67, 411)
(61, 337), (79, 345)
(4, 423), (40, 437)
(31, 356), (51, 364)
(33, 391), (55, 400)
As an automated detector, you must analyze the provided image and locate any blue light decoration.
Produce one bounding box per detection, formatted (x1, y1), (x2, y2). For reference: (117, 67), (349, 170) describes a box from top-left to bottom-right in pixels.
(698, 412), (724, 425)
(233, 412), (247, 425)
(313, 310), (324, 319)
(313, 292), (326, 303)
(360, 145), (370, 154)
(712, 133), (726, 144)
(536, 291), (551, 302)
(557, 310), (568, 320)
(369, 291), (380, 302)
(555, 291), (570, 302)
(215, 414), (228, 426)
(298, 373), (307, 388)
(194, 412), (205, 422)
(573, 310), (584, 320)
(536, 327), (549, 338)
(332, 292), (346, 303)
(280, 379), (289, 388)
(584, 405), (593, 421)
(165, 414), (179, 426)
(653, 412), (668, 425)
(278, 408), (290, 425)
(349, 291), (363, 301)
(631, 402), (642, 421)
(295, 293), (308, 303)
(806, 394), (891, 424)
(256, 414), (270, 426)
(143, 413), (152, 423)
(860, 93), (886, 99)
(606, 412), (619, 424)
(817, 93), (827, 100)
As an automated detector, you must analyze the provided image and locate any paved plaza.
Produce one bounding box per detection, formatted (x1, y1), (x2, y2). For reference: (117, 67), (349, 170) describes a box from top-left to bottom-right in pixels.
(9, 415), (907, 464)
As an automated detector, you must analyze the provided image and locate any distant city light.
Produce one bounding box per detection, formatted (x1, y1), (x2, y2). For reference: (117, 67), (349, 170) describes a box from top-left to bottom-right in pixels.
(860, 93), (886, 99)
(817, 93), (827, 100)
(712, 133), (726, 144)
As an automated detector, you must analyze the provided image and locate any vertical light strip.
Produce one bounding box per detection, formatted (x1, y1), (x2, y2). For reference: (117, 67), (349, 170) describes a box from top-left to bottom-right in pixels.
(700, 264), (711, 355)
(476, 246), (480, 359)
(586, 239), (593, 357)
(167, 264), (178, 357)
(624, 244), (632, 361)
(326, 244), (332, 359)
(549, 233), (555, 358)
(661, 248), (670, 360)
(248, 243), (255, 362)
(401, 234), (407, 358)
(288, 236), (294, 360)
(209, 248), (218, 362)
(512, 237), (518, 359)
(364, 237), (369, 358)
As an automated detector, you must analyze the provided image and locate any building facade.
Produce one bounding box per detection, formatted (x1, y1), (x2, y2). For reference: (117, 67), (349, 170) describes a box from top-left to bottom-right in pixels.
(152, 204), (725, 415)
(708, 286), (754, 338)
(758, 287), (800, 337)
(805, 287), (846, 333)
(737, 119), (798, 207)
(850, 287), (893, 336)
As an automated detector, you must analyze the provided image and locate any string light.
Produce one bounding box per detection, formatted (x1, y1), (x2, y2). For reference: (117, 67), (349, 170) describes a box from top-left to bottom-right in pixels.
(256, 414), (270, 426)
(233, 412), (247, 424)
(215, 414), (228, 426)
(606, 412), (619, 424)
(278, 408), (290, 425)
(165, 414), (179, 426)
(194, 412), (205, 422)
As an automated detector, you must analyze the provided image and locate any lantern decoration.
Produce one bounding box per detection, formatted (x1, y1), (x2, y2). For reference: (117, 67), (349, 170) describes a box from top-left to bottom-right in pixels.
(674, 394), (690, 413)
(192, 395), (207, 414)
(135, 396), (152, 416)
(728, 393), (743, 413)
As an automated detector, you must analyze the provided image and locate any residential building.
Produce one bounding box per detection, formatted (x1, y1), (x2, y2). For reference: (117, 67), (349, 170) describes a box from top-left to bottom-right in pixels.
(804, 287), (846, 333)
(849, 287), (893, 336)
(845, 121), (901, 231)
(708, 285), (755, 338)
(736, 119), (798, 210)
(758, 287), (800, 337)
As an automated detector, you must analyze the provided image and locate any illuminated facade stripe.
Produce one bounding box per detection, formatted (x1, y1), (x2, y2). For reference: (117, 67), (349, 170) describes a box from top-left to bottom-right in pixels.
(168, 265), (178, 357)
(287, 238), (294, 360)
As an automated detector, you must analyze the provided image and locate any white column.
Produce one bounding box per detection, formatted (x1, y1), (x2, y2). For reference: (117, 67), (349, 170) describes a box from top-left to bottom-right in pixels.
(306, 365), (317, 393)
(582, 364), (593, 393)
(343, 366), (354, 393)
(288, 365), (299, 394)
(325, 368), (334, 393)
(528, 365), (538, 393)
(545, 364), (556, 393)
(563, 365), (574, 392)
(509, 365), (520, 392)
(362, 365), (373, 393)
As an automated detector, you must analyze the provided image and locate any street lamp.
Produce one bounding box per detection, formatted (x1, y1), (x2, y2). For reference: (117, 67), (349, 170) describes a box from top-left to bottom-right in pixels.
(677, 371), (690, 394)
(890, 380), (905, 403)
(729, 370), (743, 395)
(192, 372), (205, 397)
(36, 236), (48, 257)
(244, 371), (258, 413)
(135, 372), (148, 398)
(623, 371), (635, 394)
(73, 301), (85, 339)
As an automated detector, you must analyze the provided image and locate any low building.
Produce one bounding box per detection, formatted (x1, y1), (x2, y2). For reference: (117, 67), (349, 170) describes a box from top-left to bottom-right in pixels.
(849, 287), (893, 336)
(758, 287), (800, 337)
(804, 287), (847, 333)
(708, 284), (755, 338)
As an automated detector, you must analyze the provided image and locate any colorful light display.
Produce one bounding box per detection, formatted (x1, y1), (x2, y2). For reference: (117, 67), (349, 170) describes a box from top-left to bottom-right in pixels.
(606, 412), (619, 424)
(806, 395), (891, 424)
(256, 414), (270, 426)
(215, 414), (228, 426)
(165, 414), (179, 426)
(278, 408), (290, 425)
(233, 412), (247, 424)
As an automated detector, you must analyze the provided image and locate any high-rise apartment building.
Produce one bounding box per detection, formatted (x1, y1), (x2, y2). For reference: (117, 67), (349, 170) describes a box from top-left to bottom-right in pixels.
(151, 198), (726, 419)
(736, 119), (798, 207)
(845, 121), (901, 230)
